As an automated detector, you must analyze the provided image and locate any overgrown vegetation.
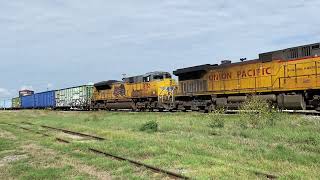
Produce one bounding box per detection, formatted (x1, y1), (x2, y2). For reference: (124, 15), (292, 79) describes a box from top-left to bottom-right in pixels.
(0, 110), (319, 179)
(139, 120), (159, 132)
(238, 96), (281, 129)
(208, 109), (225, 129)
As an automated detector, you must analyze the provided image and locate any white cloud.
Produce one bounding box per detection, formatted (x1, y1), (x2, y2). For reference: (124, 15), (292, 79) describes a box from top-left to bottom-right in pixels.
(0, 88), (11, 97)
(1, 0), (320, 91)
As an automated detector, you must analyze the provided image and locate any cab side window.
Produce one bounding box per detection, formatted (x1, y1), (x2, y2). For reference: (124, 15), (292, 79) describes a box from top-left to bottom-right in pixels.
(143, 76), (150, 82)
(153, 75), (164, 80)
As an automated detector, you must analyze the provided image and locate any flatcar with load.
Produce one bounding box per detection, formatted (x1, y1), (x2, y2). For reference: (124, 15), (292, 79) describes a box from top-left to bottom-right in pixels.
(91, 72), (176, 111)
(173, 43), (320, 111)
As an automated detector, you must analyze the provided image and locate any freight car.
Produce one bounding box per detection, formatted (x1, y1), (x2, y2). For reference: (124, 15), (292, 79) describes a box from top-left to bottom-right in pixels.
(11, 97), (21, 109)
(173, 42), (320, 112)
(91, 72), (176, 111)
(21, 95), (35, 109)
(20, 91), (56, 109)
(34, 91), (56, 109)
(55, 85), (93, 110)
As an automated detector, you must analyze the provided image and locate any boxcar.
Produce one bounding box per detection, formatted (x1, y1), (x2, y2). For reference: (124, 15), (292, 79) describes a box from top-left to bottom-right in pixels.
(21, 95), (34, 109)
(55, 85), (93, 110)
(11, 97), (21, 109)
(34, 91), (56, 109)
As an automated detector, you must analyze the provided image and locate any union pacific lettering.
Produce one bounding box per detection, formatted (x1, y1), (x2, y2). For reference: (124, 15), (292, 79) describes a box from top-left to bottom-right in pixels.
(209, 67), (272, 81)
(209, 72), (232, 81)
(237, 67), (272, 78)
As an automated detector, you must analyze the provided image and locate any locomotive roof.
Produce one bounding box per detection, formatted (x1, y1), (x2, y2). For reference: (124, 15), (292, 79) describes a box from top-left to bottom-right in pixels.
(144, 71), (171, 76)
(94, 80), (120, 87)
(174, 42), (320, 76)
(57, 84), (94, 90)
(125, 71), (171, 79)
(263, 42), (320, 54)
(173, 64), (217, 76)
(173, 60), (263, 76)
(122, 71), (172, 83)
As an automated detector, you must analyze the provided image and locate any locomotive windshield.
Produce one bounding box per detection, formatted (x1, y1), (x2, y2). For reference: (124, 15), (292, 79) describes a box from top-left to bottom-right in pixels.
(153, 73), (172, 80)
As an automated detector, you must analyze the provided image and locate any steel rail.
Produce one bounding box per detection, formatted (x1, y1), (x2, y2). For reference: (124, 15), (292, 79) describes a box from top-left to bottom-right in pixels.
(254, 171), (278, 179)
(4, 122), (188, 179)
(4, 123), (71, 143)
(5, 123), (49, 137)
(40, 125), (105, 141)
(89, 148), (189, 179)
(2, 122), (279, 179)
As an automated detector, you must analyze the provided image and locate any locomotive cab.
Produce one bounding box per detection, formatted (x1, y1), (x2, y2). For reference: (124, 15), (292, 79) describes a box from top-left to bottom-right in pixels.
(145, 72), (172, 82)
(123, 72), (172, 83)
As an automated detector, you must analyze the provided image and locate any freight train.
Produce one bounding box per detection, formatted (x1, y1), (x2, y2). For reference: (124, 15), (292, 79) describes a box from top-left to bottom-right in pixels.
(12, 42), (320, 112)
(13, 85), (93, 110)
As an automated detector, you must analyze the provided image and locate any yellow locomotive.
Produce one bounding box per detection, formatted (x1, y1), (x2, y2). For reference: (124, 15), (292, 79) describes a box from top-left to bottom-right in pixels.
(174, 43), (320, 111)
(92, 43), (320, 112)
(91, 72), (176, 111)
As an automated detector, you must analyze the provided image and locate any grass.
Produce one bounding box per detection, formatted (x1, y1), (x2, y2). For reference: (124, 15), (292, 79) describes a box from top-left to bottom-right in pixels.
(0, 110), (319, 179)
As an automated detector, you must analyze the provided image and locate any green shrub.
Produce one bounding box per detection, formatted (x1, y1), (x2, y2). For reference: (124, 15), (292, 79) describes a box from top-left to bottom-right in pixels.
(139, 120), (158, 132)
(208, 109), (225, 129)
(239, 96), (280, 129)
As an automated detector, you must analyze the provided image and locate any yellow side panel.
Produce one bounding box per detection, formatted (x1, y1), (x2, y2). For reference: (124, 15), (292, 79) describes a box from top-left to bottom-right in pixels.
(281, 59), (319, 90)
(193, 57), (320, 95)
(92, 79), (176, 101)
(206, 61), (276, 93)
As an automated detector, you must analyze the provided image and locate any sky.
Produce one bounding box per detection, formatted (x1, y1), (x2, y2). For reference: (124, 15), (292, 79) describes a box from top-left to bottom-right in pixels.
(1, 0), (320, 105)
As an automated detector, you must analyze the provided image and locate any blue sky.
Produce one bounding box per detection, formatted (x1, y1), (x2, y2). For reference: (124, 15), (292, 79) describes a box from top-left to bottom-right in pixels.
(1, 0), (320, 103)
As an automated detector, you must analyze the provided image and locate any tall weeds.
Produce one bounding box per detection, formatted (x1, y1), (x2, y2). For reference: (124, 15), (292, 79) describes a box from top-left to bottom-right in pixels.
(239, 96), (280, 129)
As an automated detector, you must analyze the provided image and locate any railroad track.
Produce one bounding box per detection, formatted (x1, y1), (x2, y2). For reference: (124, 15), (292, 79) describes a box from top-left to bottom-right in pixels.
(3, 122), (279, 179)
(225, 109), (320, 116)
(4, 122), (189, 179)
(3, 108), (320, 118)
(21, 122), (105, 141)
(40, 125), (105, 141)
